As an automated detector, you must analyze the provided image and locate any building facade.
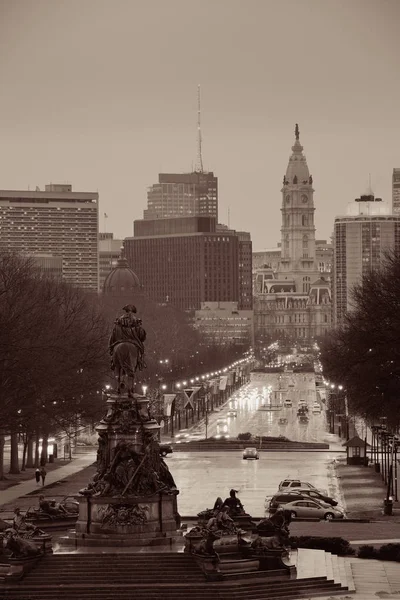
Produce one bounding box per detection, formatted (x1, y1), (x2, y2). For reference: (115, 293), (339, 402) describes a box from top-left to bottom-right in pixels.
(333, 195), (400, 325)
(253, 125), (332, 344)
(124, 217), (240, 311)
(392, 168), (400, 214)
(0, 183), (99, 290)
(193, 301), (254, 347)
(99, 232), (123, 289)
(144, 172), (218, 222)
(237, 231), (253, 310)
(31, 253), (63, 279)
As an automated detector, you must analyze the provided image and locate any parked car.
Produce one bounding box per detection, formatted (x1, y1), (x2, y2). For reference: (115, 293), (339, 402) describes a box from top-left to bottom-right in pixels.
(278, 417), (288, 425)
(284, 399), (292, 408)
(299, 415), (309, 424)
(312, 403), (321, 414)
(268, 491), (311, 513)
(278, 499), (344, 520)
(278, 480), (328, 495)
(243, 447), (259, 460)
(227, 410), (237, 417)
(296, 488), (338, 507)
(159, 443), (173, 457)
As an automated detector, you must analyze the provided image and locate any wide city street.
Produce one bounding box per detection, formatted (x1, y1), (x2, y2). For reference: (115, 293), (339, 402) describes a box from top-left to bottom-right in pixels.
(201, 373), (333, 445)
(168, 450), (342, 516)
(167, 372), (343, 516)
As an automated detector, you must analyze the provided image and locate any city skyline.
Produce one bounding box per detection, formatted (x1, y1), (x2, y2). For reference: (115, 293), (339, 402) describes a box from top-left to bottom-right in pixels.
(0, 0), (399, 250)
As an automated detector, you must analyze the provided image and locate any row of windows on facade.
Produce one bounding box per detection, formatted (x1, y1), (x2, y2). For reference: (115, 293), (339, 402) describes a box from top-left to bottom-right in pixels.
(272, 328), (310, 338)
(0, 207), (96, 212)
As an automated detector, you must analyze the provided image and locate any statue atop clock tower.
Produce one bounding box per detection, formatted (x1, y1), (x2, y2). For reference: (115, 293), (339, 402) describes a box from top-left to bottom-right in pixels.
(279, 124), (320, 292)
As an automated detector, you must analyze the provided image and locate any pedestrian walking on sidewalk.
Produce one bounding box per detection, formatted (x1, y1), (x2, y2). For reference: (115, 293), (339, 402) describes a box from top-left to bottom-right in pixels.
(35, 468), (40, 485)
(40, 466), (47, 486)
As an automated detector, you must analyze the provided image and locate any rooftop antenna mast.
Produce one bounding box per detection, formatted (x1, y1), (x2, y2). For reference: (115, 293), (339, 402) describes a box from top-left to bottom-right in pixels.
(195, 84), (204, 173)
(368, 173), (373, 195)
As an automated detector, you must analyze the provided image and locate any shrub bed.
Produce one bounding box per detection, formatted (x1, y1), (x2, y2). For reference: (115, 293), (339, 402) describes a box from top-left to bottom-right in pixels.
(198, 435), (290, 443)
(357, 543), (400, 561)
(289, 536), (355, 556)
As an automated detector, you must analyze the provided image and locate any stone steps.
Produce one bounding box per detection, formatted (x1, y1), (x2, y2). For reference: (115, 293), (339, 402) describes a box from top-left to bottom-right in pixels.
(0, 582), (349, 600)
(0, 548), (355, 600)
(21, 553), (204, 585)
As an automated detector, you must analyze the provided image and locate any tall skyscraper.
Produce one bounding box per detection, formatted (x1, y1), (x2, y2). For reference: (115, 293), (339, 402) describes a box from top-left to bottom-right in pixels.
(0, 183), (99, 290)
(333, 194), (400, 325)
(144, 172), (218, 222)
(392, 168), (400, 214)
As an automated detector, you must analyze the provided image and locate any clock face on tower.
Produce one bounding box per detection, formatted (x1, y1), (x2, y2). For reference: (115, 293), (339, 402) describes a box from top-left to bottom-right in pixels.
(285, 195), (291, 204)
(301, 194), (308, 203)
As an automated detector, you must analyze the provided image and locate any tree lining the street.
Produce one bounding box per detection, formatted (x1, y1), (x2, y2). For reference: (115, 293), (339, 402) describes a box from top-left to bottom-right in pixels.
(1, 253), (251, 475)
(320, 252), (400, 430)
(0, 253), (110, 476)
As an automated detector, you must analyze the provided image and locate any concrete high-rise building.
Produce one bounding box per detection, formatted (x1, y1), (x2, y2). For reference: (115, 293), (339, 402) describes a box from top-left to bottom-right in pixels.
(144, 172), (218, 222)
(0, 183), (99, 290)
(124, 216), (239, 311)
(333, 194), (400, 325)
(99, 232), (123, 289)
(31, 254), (63, 279)
(392, 168), (400, 214)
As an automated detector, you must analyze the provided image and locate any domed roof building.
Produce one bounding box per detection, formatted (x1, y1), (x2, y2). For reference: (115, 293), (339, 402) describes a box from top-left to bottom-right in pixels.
(103, 256), (140, 296)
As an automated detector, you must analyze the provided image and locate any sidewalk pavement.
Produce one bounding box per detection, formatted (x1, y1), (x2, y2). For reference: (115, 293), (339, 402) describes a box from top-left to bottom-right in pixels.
(336, 458), (400, 522)
(0, 453), (96, 509)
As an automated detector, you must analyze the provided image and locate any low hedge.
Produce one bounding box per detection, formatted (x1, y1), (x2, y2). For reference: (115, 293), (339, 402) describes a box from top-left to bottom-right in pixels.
(358, 543), (400, 562)
(289, 536), (355, 556)
(237, 433), (290, 442)
(199, 435), (290, 443)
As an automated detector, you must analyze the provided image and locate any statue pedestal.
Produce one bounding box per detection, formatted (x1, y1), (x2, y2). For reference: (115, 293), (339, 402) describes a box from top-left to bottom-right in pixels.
(64, 391), (181, 548)
(73, 491), (182, 547)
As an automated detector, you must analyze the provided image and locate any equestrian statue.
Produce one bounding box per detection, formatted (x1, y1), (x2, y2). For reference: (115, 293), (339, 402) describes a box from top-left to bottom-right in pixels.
(108, 304), (146, 397)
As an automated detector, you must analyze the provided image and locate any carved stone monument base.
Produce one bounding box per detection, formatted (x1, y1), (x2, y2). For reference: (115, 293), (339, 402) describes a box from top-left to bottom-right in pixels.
(70, 492), (182, 547)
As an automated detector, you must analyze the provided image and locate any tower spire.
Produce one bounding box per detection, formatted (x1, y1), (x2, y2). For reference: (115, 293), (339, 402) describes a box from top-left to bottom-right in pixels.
(295, 123), (300, 141)
(195, 84), (204, 173)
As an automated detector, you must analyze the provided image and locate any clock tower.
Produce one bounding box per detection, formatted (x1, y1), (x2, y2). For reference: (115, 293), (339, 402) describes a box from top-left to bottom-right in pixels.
(280, 124), (320, 293)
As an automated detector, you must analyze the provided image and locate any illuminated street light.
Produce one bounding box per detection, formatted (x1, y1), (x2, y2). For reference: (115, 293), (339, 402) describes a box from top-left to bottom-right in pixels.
(142, 385), (148, 395)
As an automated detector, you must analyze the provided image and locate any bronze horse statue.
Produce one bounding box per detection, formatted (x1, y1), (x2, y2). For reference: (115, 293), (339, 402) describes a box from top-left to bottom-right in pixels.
(109, 305), (146, 397)
(112, 342), (141, 396)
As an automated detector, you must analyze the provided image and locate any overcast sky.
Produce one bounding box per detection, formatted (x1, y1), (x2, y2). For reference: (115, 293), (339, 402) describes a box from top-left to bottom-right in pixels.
(0, 0), (399, 250)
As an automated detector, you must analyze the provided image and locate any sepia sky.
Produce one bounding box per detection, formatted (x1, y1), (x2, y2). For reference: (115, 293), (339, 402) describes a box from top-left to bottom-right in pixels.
(0, 0), (399, 250)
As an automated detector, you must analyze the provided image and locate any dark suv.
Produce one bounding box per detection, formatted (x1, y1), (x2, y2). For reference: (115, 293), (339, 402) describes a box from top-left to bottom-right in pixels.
(159, 443), (173, 457)
(268, 492), (309, 513)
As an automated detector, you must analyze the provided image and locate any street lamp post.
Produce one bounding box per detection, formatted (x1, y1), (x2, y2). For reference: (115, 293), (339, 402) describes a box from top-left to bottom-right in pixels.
(205, 392), (210, 440)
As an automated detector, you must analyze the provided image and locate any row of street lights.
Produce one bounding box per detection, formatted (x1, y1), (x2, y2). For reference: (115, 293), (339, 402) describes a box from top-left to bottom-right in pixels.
(371, 423), (399, 508)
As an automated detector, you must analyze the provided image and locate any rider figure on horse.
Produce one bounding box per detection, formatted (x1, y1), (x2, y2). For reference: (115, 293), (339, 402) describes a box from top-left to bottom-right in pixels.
(108, 304), (146, 372)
